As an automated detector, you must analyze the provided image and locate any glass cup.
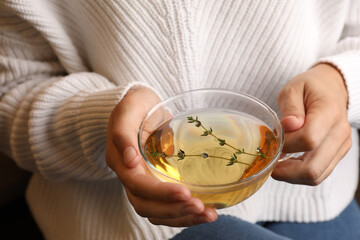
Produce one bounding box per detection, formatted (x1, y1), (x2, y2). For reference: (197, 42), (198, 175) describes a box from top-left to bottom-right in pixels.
(138, 89), (284, 209)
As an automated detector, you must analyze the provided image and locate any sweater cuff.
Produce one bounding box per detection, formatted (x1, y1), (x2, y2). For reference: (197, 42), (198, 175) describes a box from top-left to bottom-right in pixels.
(316, 51), (360, 127)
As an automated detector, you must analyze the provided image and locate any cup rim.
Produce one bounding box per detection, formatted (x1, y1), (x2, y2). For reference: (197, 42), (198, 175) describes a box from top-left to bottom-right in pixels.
(138, 88), (284, 189)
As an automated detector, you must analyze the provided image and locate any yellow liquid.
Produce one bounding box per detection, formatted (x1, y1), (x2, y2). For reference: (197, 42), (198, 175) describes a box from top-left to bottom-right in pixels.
(144, 111), (280, 208)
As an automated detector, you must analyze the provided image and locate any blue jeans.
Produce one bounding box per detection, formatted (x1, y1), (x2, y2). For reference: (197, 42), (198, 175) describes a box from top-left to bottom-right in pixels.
(171, 199), (360, 240)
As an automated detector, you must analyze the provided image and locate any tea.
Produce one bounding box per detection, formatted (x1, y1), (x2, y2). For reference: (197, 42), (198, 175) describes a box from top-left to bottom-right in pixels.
(144, 109), (280, 208)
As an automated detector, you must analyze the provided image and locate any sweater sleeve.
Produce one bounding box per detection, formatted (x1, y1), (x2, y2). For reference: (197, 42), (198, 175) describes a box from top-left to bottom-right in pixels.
(316, 0), (360, 128)
(0, 4), (149, 181)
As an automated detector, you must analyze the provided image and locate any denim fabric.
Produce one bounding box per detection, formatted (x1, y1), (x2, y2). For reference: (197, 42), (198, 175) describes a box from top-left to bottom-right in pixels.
(171, 199), (360, 240)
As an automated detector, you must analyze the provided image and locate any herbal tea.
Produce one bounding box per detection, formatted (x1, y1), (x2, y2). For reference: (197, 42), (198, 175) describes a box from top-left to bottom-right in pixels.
(144, 110), (280, 208)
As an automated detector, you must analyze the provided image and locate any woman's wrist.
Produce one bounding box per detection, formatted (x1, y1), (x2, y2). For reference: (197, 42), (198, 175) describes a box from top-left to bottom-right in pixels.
(310, 63), (349, 108)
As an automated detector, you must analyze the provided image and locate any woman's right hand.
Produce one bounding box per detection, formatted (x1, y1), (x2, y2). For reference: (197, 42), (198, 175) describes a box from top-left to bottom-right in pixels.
(105, 86), (218, 227)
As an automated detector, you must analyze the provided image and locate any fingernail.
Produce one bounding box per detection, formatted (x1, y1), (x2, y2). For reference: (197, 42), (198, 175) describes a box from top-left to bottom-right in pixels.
(171, 192), (188, 202)
(123, 146), (137, 167)
(282, 115), (299, 121)
(281, 115), (304, 132)
(184, 205), (201, 215)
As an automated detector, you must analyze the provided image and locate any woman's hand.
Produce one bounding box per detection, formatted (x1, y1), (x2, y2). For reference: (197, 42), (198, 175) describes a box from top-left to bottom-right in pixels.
(105, 86), (217, 226)
(273, 63), (352, 185)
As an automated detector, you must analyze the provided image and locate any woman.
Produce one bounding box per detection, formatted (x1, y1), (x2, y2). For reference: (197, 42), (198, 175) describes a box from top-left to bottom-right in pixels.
(0, 0), (359, 239)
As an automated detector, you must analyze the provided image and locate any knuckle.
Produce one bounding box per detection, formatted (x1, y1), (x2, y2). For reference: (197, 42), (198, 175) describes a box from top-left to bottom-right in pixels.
(300, 132), (320, 151)
(304, 166), (323, 186)
(308, 179), (322, 186)
(172, 204), (188, 218)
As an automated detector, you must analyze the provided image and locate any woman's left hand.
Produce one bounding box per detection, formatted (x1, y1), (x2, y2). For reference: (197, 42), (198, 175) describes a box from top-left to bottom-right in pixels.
(272, 63), (352, 185)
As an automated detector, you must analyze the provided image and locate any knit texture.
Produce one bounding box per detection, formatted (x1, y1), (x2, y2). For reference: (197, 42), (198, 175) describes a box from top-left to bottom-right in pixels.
(1, 0), (359, 239)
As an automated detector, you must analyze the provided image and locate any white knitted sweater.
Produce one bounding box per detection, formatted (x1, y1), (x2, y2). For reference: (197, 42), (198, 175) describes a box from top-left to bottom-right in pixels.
(1, 0), (360, 239)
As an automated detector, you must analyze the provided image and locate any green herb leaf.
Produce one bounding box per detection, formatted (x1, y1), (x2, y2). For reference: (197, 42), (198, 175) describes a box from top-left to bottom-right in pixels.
(218, 139), (226, 146)
(177, 149), (186, 160)
(201, 130), (209, 136)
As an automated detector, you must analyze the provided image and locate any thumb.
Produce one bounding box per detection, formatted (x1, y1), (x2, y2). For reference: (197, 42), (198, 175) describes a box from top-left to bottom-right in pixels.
(111, 109), (144, 169)
(277, 83), (305, 133)
(110, 88), (161, 169)
(281, 115), (304, 132)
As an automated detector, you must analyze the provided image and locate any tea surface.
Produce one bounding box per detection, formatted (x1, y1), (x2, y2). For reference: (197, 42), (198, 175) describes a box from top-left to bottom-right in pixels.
(144, 110), (279, 185)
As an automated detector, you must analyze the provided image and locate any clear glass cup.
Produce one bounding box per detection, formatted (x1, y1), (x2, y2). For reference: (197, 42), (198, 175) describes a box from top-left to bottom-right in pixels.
(138, 89), (284, 209)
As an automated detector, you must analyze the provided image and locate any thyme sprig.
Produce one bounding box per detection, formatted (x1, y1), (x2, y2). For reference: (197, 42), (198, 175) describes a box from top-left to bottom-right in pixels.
(159, 149), (251, 167)
(187, 116), (268, 159)
(150, 116), (268, 167)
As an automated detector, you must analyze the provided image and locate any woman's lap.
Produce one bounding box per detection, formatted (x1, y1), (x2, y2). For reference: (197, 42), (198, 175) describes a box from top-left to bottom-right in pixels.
(171, 199), (360, 240)
(258, 199), (360, 240)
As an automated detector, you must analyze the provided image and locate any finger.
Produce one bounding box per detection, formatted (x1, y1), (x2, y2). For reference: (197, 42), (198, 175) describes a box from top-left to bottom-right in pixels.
(124, 174), (192, 202)
(277, 81), (305, 132)
(106, 139), (147, 176)
(311, 137), (352, 184)
(108, 140), (191, 202)
(148, 208), (218, 227)
(272, 121), (351, 185)
(282, 99), (337, 153)
(128, 195), (204, 219)
(281, 115), (305, 133)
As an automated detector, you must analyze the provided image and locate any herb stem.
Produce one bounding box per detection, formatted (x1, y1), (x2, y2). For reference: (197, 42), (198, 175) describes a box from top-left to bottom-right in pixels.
(167, 153), (252, 166)
(199, 123), (265, 158)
